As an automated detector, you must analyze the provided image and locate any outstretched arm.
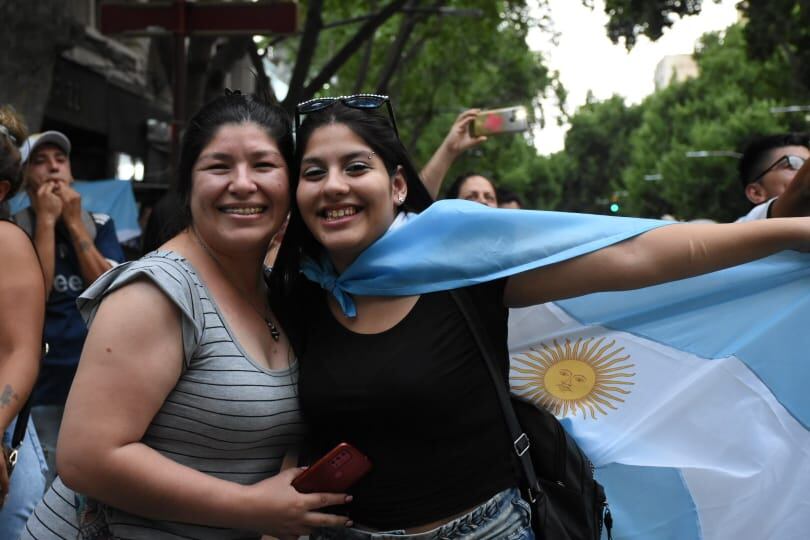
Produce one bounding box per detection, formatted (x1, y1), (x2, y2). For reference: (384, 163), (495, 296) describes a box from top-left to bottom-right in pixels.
(420, 109), (487, 198)
(505, 218), (810, 307)
(771, 158), (810, 217)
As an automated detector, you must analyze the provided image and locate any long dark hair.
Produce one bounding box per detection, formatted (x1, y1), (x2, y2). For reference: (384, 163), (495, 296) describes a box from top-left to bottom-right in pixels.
(269, 102), (433, 352)
(166, 92), (294, 236)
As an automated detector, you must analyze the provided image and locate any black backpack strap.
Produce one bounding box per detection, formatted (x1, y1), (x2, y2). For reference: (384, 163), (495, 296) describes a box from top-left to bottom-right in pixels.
(10, 398), (31, 450)
(448, 289), (543, 502)
(6, 342), (45, 470)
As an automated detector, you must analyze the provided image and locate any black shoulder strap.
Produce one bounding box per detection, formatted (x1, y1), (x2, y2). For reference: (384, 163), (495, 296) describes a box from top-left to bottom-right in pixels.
(448, 288), (543, 500)
(11, 397), (32, 449)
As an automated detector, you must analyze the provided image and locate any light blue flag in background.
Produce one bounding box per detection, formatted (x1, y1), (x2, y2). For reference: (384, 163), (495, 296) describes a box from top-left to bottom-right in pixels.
(303, 200), (810, 540)
(9, 179), (141, 243)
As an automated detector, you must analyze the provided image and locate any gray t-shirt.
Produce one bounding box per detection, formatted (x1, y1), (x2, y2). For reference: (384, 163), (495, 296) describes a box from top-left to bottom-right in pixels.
(23, 251), (303, 540)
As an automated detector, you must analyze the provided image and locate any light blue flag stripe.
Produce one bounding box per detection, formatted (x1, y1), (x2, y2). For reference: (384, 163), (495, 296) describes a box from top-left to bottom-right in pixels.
(595, 463), (701, 540)
(508, 301), (810, 540)
(557, 251), (810, 429)
(9, 179), (141, 242)
(302, 200), (671, 316)
(318, 200), (670, 298)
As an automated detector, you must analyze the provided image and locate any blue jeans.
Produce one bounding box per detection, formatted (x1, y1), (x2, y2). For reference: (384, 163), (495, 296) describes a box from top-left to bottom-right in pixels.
(313, 487), (534, 540)
(0, 417), (48, 539)
(30, 404), (63, 487)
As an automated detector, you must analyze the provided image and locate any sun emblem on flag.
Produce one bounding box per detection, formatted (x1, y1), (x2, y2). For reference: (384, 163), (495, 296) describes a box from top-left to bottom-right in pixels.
(511, 337), (635, 419)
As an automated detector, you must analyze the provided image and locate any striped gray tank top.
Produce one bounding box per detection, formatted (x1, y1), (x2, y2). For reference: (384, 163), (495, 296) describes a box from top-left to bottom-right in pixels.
(23, 251), (304, 540)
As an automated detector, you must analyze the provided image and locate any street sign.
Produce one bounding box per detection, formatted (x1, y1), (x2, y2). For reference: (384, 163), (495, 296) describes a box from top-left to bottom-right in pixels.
(100, 1), (298, 36)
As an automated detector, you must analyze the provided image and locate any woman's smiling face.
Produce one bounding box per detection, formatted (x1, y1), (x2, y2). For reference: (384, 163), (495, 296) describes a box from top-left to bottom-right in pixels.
(190, 122), (290, 254)
(296, 122), (407, 271)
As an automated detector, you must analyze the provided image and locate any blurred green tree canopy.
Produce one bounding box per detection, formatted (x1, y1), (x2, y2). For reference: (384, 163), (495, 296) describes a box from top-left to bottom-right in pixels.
(620, 25), (800, 221)
(273, 0), (554, 200)
(597, 0), (810, 95)
(534, 10), (809, 219)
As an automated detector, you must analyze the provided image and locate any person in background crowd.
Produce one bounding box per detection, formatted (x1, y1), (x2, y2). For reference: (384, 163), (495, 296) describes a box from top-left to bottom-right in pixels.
(420, 109), (487, 199)
(14, 130), (125, 485)
(0, 106), (47, 538)
(737, 133), (810, 221)
(22, 92), (350, 540)
(418, 108), (502, 208)
(445, 172), (499, 207)
(497, 188), (524, 209)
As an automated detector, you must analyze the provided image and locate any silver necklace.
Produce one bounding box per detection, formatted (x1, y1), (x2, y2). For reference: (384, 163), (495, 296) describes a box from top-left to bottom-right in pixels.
(191, 228), (281, 341)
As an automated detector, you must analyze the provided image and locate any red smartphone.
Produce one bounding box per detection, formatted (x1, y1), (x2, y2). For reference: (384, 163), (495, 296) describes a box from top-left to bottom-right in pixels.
(291, 442), (372, 493)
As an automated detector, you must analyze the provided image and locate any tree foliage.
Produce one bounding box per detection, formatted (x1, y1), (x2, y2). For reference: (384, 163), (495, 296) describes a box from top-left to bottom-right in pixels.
(553, 95), (643, 213)
(741, 0), (810, 95)
(283, 1), (553, 200)
(621, 25), (800, 221)
(598, 0), (705, 49)
(534, 18), (810, 220)
(598, 0), (810, 96)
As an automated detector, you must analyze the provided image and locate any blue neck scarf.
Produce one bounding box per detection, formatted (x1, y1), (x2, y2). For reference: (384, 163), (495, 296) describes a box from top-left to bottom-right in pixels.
(301, 200), (670, 317)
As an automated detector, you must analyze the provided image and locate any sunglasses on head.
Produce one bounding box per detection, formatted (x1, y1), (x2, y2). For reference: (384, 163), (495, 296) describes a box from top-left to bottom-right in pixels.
(295, 94), (400, 139)
(752, 154), (806, 183)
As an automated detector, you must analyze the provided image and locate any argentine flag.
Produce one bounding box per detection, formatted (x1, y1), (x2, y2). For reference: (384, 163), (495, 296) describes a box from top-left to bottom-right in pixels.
(509, 254), (810, 540)
(302, 200), (810, 539)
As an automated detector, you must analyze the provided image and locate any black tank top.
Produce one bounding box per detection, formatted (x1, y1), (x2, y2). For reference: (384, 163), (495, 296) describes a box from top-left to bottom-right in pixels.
(299, 280), (518, 529)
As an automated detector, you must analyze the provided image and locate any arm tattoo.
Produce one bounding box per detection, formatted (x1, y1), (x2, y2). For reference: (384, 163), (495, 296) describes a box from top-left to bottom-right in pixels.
(0, 385), (19, 408)
(78, 239), (92, 252)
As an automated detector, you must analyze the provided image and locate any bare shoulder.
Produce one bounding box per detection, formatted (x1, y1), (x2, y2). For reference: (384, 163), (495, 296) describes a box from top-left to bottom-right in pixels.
(0, 220), (41, 274)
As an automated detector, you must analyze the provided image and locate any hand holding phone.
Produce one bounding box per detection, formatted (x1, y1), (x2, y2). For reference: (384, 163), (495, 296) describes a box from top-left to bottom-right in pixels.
(292, 442), (372, 494)
(470, 106), (529, 137)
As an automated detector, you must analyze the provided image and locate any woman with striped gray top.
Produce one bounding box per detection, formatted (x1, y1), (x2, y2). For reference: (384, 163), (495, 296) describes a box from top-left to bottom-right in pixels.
(22, 93), (352, 540)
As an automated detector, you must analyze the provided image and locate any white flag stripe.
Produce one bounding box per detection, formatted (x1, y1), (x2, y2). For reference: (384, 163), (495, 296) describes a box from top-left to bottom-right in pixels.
(508, 303), (810, 540)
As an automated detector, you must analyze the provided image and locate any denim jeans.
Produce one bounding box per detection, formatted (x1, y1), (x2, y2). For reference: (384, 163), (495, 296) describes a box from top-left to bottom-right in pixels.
(30, 404), (63, 487)
(312, 487), (534, 540)
(0, 417), (48, 539)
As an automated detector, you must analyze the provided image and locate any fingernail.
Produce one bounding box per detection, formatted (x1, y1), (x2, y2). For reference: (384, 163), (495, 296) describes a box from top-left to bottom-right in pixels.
(345, 495), (353, 503)
(345, 520), (354, 527)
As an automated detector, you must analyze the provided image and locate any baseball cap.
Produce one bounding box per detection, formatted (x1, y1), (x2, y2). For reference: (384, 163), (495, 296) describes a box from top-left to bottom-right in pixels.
(20, 131), (71, 164)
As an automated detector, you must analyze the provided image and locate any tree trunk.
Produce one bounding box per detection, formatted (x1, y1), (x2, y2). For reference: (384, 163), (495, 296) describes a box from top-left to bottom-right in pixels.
(185, 37), (216, 121)
(285, 0), (325, 110)
(285, 0), (411, 109)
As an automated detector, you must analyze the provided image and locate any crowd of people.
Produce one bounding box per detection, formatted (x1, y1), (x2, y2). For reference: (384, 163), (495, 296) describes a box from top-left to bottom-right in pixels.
(0, 91), (808, 540)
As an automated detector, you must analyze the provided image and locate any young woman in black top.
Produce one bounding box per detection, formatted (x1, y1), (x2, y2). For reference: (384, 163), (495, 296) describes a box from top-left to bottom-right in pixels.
(271, 97), (810, 540)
